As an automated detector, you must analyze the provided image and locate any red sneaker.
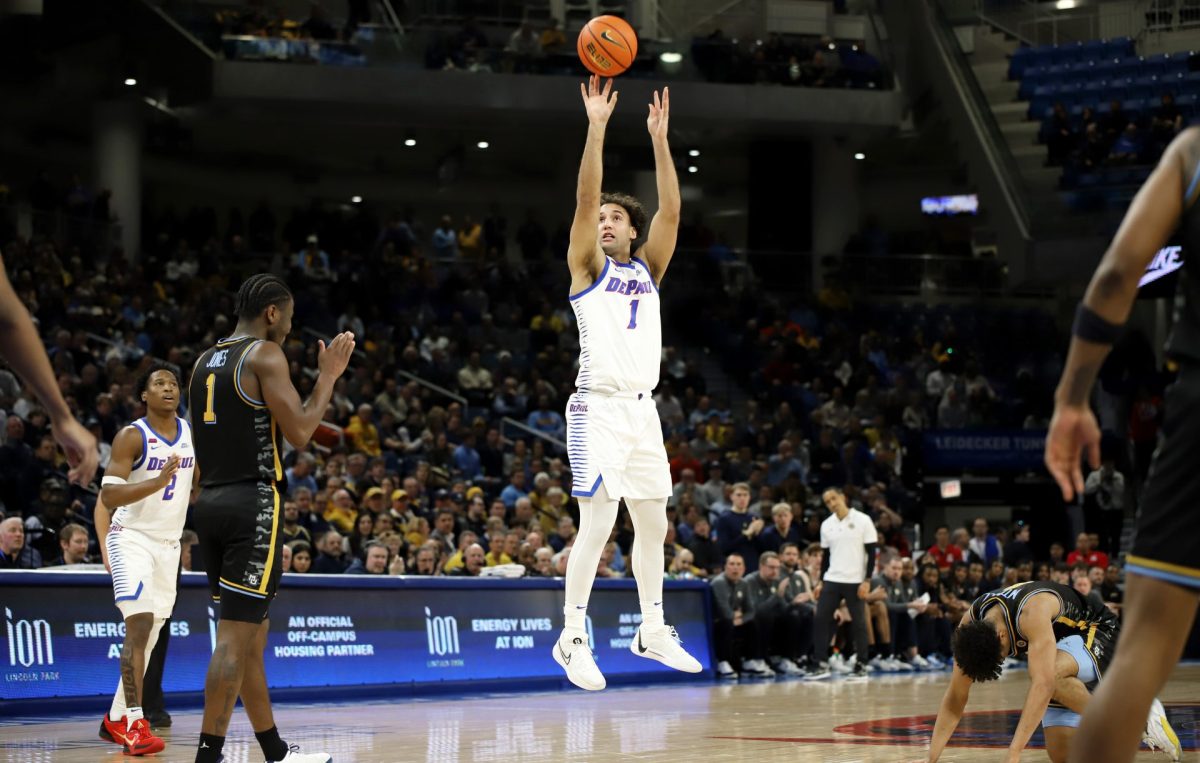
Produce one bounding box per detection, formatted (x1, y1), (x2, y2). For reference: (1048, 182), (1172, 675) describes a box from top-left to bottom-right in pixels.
(122, 718), (166, 756)
(100, 715), (127, 746)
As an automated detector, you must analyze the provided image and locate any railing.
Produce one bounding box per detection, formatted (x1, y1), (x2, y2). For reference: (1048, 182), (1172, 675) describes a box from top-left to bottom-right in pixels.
(501, 416), (566, 451)
(972, 0), (1148, 47)
(927, 0), (1032, 243)
(395, 370), (467, 407)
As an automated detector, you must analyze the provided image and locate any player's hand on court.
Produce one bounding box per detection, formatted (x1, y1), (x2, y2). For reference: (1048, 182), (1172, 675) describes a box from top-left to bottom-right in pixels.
(317, 331), (356, 380)
(1044, 403), (1101, 501)
(156, 454), (181, 487)
(580, 74), (618, 125)
(646, 87), (669, 139)
(51, 416), (99, 486)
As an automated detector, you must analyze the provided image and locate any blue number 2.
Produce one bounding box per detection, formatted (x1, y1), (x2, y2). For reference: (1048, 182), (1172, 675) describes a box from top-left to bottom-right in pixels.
(627, 299), (640, 330)
(162, 473), (178, 501)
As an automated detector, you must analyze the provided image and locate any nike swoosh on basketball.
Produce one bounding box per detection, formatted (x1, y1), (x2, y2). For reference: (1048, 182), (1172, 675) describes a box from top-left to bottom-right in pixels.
(600, 30), (626, 49)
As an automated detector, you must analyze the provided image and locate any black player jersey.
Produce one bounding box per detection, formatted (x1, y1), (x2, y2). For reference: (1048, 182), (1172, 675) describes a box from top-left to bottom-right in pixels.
(1167, 158), (1200, 361)
(966, 580), (1111, 658)
(189, 336), (283, 487)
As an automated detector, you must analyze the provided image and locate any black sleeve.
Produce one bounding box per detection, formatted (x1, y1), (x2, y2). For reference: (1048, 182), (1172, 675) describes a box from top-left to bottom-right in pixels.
(821, 547), (831, 578)
(864, 542), (877, 580)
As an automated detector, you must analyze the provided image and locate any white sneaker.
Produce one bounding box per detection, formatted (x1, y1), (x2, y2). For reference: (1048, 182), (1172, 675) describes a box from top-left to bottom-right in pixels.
(742, 658), (775, 676)
(553, 631), (606, 691)
(868, 655), (891, 672)
(888, 657), (914, 671)
(716, 660), (738, 678)
(269, 747), (332, 763)
(829, 654), (850, 673)
(630, 625), (703, 673)
(911, 654), (931, 670)
(926, 654), (946, 669)
(1143, 698), (1182, 761)
(769, 656), (803, 675)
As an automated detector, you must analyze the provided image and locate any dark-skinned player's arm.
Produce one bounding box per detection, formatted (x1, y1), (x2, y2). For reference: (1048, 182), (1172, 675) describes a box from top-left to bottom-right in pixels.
(99, 426), (180, 509)
(95, 493), (113, 573)
(255, 335), (355, 448)
(1046, 129), (1197, 500)
(568, 74), (616, 290)
(926, 663), (973, 762)
(1005, 598), (1060, 762)
(0, 252), (98, 486)
(638, 87), (681, 285)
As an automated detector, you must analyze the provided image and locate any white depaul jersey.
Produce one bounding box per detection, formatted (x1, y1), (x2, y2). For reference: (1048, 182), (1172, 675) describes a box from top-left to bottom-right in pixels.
(570, 256), (661, 394)
(111, 417), (195, 541)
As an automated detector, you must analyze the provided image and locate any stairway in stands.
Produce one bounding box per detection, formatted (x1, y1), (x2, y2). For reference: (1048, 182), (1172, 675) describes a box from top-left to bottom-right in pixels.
(968, 25), (1093, 237)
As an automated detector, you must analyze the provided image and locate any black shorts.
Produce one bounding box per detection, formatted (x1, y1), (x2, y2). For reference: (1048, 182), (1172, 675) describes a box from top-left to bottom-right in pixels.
(194, 481), (283, 623)
(1129, 365), (1200, 590)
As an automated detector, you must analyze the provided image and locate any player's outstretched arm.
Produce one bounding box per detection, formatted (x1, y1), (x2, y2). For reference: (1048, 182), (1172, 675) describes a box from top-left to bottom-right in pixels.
(569, 75), (615, 288)
(98, 427), (180, 509)
(255, 333), (354, 448)
(927, 664), (972, 762)
(0, 252), (98, 486)
(1006, 601), (1059, 761)
(1046, 129), (1196, 500)
(639, 87), (681, 284)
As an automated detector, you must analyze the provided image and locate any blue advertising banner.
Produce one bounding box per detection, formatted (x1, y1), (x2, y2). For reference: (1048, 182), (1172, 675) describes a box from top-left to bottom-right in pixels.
(922, 430), (1048, 471)
(0, 572), (713, 702)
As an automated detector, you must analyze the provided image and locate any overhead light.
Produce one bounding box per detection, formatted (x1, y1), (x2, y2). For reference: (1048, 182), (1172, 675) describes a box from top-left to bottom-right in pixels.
(124, 78), (137, 86)
(688, 149), (700, 157)
(854, 152), (866, 160)
(659, 52), (682, 64)
(351, 195), (363, 204)
(1055, 0), (1076, 8)
(404, 138), (417, 147)
(687, 166), (698, 173)
(477, 141), (489, 149)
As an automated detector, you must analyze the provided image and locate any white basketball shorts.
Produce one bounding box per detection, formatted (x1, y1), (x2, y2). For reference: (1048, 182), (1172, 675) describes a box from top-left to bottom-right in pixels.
(106, 524), (181, 619)
(566, 390), (672, 500)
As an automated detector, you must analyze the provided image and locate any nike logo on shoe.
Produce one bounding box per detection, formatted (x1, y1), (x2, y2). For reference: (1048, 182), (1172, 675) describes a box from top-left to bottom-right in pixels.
(637, 633), (648, 654)
(559, 643), (572, 665)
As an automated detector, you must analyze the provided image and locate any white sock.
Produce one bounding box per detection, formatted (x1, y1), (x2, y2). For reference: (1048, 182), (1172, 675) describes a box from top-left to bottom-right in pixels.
(110, 617), (164, 722)
(563, 482), (618, 635)
(126, 706), (143, 730)
(627, 498), (668, 632)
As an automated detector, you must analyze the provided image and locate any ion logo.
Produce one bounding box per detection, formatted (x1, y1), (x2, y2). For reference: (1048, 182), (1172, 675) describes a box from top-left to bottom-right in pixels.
(425, 607), (460, 656)
(5, 608), (54, 667)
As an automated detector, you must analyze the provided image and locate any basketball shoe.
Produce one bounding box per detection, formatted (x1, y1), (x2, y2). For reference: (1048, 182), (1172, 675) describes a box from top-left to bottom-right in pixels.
(553, 630), (605, 691)
(99, 714), (126, 746)
(629, 624), (703, 673)
(123, 718), (166, 756)
(1143, 698), (1182, 761)
(268, 747), (333, 762)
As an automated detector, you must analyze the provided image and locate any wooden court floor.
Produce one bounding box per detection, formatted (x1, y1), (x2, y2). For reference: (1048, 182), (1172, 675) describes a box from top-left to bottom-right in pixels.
(3, 665), (1197, 762)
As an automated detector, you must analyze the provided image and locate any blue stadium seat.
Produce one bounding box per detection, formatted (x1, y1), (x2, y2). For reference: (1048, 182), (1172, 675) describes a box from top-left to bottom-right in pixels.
(1176, 93), (1199, 114)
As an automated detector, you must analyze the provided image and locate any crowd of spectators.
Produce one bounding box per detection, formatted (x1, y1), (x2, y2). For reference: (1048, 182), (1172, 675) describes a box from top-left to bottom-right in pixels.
(1043, 95), (1186, 173)
(0, 171), (1139, 681)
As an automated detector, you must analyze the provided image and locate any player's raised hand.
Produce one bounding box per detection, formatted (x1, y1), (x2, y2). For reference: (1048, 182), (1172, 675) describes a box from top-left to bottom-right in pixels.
(580, 74), (618, 126)
(52, 416), (99, 486)
(317, 331), (356, 379)
(646, 87), (669, 140)
(157, 454), (181, 487)
(1044, 403), (1102, 501)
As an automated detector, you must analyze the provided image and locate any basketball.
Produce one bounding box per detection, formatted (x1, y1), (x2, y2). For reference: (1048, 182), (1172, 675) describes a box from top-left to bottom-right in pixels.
(577, 15), (637, 77)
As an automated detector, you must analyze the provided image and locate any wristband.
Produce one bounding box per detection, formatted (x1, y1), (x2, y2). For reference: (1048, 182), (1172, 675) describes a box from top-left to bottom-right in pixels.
(1072, 303), (1123, 345)
(101, 476), (128, 486)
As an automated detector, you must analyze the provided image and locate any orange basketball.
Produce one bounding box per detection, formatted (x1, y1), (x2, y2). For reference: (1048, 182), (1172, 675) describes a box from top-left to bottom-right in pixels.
(577, 15), (638, 77)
